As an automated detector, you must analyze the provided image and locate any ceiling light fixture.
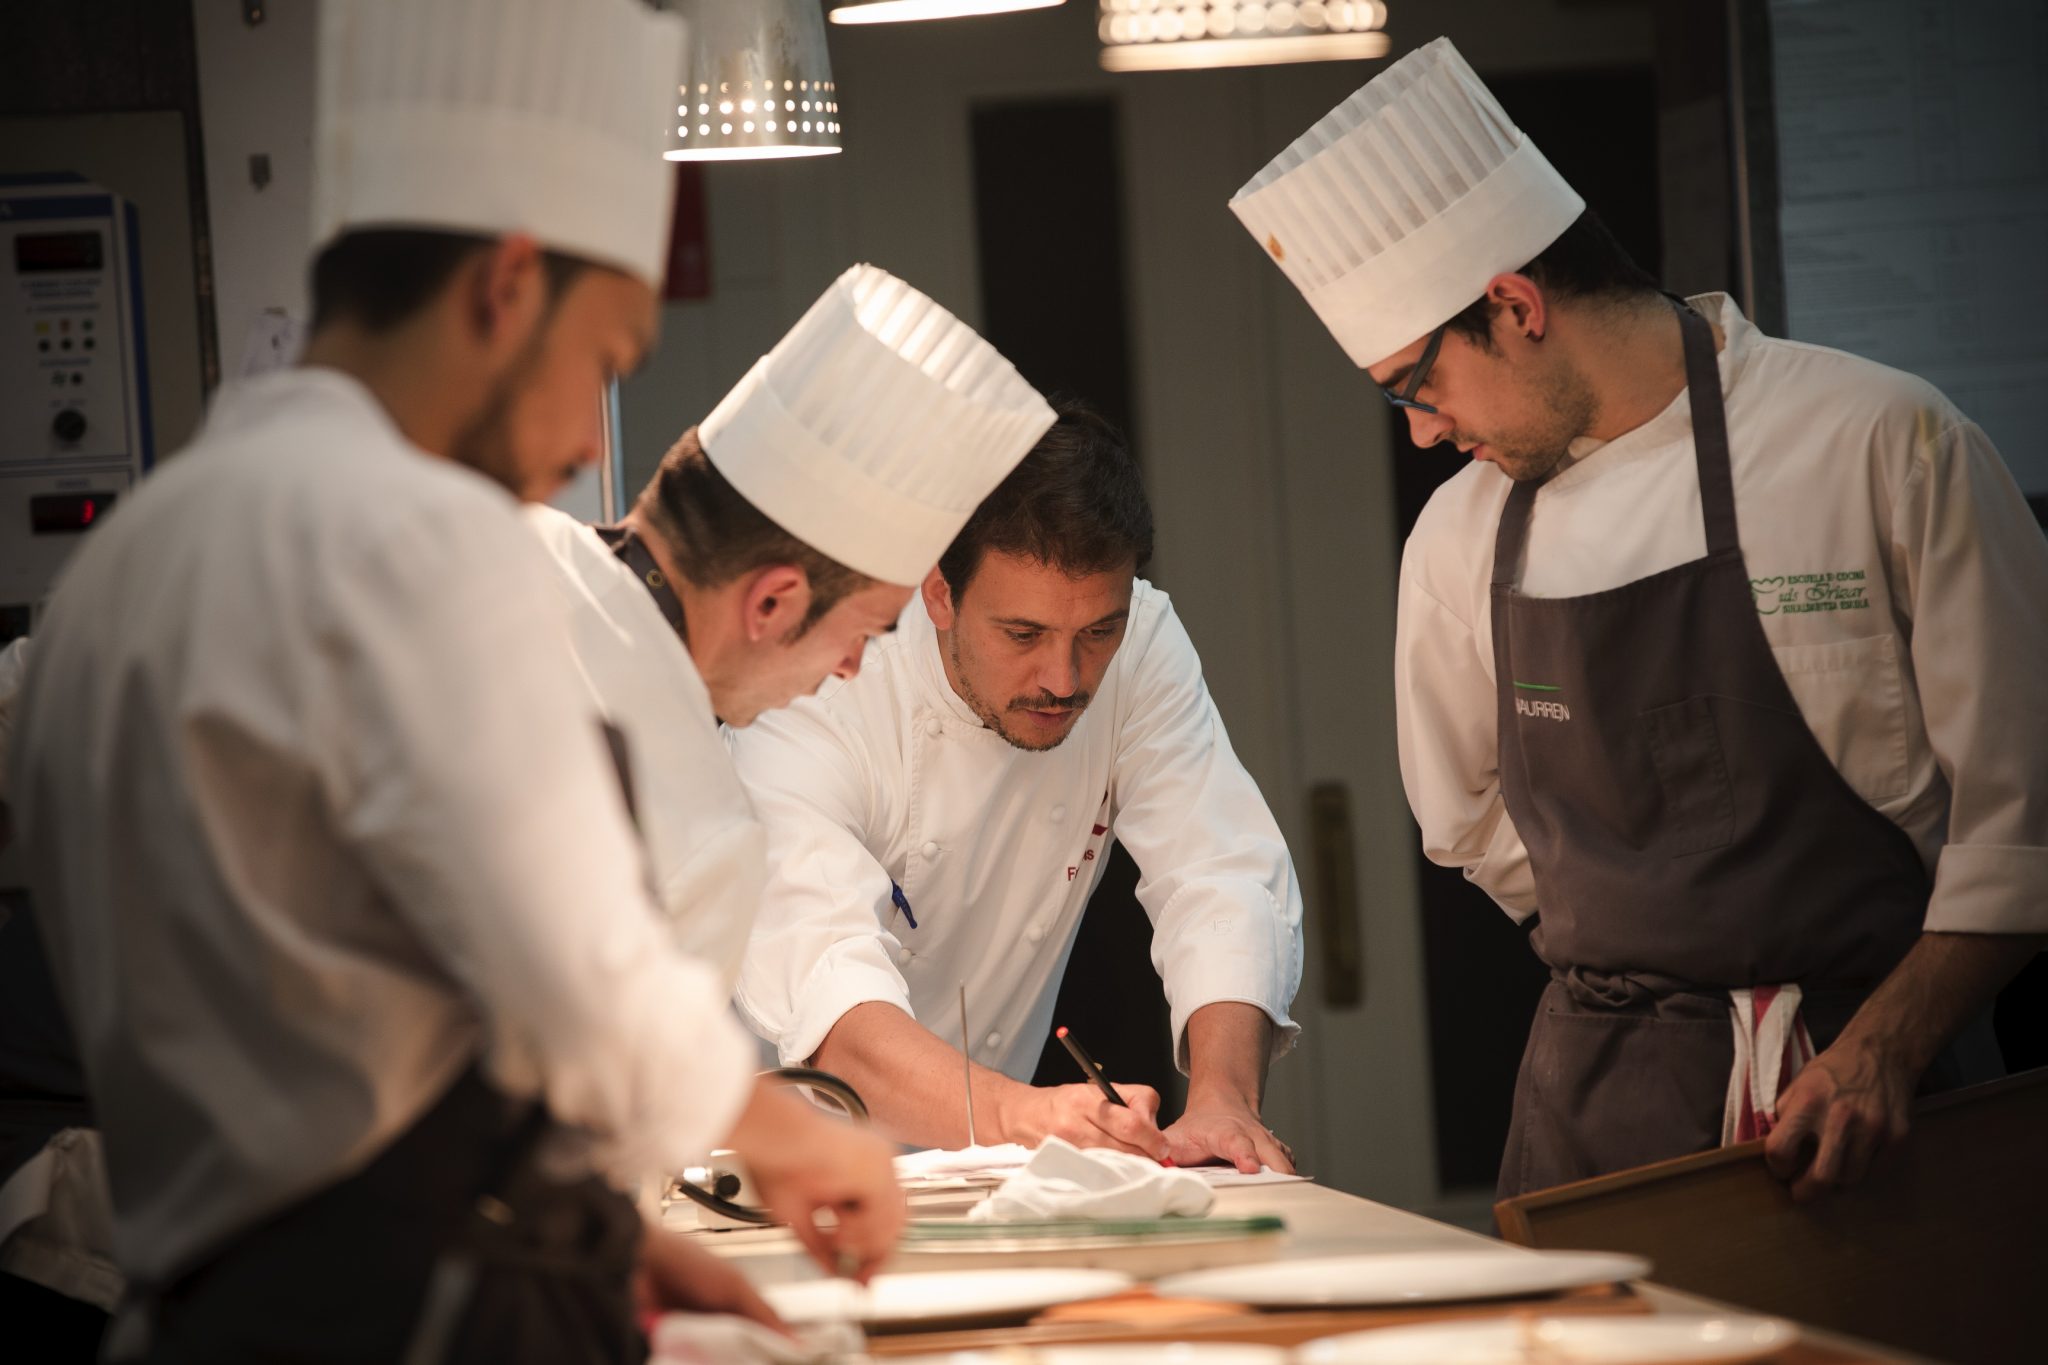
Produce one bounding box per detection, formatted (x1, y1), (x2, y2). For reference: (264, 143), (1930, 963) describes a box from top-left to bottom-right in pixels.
(666, 0), (842, 161)
(1098, 0), (1389, 72)
(830, 0), (1065, 26)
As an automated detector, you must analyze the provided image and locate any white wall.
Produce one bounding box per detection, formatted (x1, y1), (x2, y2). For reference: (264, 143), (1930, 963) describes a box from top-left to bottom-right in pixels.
(190, 0), (318, 375)
(621, 2), (1652, 1209)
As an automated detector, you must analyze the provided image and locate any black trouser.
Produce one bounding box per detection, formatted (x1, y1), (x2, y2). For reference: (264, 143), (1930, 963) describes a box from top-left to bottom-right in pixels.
(123, 1068), (646, 1365)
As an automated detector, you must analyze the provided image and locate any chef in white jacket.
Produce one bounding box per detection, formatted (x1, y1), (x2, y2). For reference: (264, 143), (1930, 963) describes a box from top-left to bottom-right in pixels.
(9, 3), (900, 1360)
(732, 404), (1305, 1173)
(1234, 37), (2047, 1201)
(526, 265), (1053, 990)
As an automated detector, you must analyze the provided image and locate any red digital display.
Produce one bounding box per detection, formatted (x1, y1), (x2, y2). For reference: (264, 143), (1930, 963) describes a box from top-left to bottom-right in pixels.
(14, 231), (104, 274)
(31, 492), (116, 534)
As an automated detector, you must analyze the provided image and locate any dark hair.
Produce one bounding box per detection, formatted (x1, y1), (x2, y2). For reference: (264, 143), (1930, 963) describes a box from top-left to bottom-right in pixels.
(308, 229), (590, 333)
(635, 428), (872, 633)
(937, 401), (1154, 603)
(1442, 209), (1660, 349)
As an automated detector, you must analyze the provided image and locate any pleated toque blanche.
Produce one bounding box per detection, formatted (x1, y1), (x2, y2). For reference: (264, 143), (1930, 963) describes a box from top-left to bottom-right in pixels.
(701, 265), (1055, 587)
(1229, 36), (1585, 369)
(314, 0), (685, 286)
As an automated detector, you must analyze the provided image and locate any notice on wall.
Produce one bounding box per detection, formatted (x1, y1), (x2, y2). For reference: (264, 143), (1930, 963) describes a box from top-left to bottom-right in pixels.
(1769, 0), (2048, 496)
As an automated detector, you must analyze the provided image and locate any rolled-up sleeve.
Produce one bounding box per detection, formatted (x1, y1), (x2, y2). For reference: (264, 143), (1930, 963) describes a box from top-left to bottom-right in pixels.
(1894, 419), (2048, 934)
(1394, 547), (1538, 920)
(728, 710), (913, 1066)
(1107, 598), (1303, 1072)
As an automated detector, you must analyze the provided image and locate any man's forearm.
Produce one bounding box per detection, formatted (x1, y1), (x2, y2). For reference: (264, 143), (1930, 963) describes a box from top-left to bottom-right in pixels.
(1183, 1001), (1275, 1113)
(1834, 931), (2044, 1075)
(810, 1001), (1012, 1149)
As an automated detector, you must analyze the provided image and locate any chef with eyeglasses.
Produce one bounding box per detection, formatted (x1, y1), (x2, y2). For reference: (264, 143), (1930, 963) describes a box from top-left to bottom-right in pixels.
(1234, 37), (2046, 1201)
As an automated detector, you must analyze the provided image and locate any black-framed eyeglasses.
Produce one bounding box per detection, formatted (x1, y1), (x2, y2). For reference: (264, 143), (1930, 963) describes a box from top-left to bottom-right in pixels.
(1380, 323), (1447, 415)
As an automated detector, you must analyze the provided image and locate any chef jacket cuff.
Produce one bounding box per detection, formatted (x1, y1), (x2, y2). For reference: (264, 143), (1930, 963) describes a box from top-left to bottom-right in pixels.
(651, 1005), (759, 1175)
(772, 941), (915, 1070)
(1467, 814), (1538, 924)
(1156, 882), (1302, 1076)
(1924, 844), (2048, 935)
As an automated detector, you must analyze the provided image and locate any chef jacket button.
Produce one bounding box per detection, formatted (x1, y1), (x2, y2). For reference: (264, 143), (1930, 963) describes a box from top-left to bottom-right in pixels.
(1050, 804), (1066, 822)
(922, 840), (940, 859)
(1027, 923), (1046, 943)
(896, 945), (913, 965)
(985, 1031), (1002, 1050)
(925, 717), (943, 738)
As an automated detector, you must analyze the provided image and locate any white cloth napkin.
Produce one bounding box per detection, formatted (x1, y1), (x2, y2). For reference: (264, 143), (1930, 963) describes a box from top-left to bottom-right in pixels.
(647, 1312), (862, 1364)
(969, 1137), (1215, 1221)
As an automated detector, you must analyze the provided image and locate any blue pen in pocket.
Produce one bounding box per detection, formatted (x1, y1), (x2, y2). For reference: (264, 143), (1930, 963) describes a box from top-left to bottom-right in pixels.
(890, 881), (918, 930)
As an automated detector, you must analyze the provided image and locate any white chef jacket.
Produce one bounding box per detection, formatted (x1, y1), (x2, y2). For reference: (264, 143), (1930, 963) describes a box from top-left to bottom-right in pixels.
(10, 369), (756, 1282)
(524, 505), (766, 989)
(1397, 293), (2048, 938)
(730, 579), (1304, 1082)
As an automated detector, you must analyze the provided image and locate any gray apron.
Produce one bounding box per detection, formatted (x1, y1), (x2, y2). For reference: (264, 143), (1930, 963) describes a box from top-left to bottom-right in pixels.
(1491, 301), (1945, 1199)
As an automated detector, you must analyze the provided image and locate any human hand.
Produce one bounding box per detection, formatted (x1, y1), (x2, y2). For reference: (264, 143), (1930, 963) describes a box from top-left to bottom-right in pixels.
(998, 1080), (1170, 1160)
(1763, 1038), (1914, 1202)
(636, 1225), (786, 1332)
(1163, 1100), (1295, 1174)
(723, 1080), (906, 1281)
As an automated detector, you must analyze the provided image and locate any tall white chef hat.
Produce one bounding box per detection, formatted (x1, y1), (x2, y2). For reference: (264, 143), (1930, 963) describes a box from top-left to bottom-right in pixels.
(1229, 37), (1585, 369)
(700, 265), (1055, 587)
(314, 0), (684, 286)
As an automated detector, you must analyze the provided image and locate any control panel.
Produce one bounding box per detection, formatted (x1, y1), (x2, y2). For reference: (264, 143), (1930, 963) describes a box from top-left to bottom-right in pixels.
(1, 175), (152, 644)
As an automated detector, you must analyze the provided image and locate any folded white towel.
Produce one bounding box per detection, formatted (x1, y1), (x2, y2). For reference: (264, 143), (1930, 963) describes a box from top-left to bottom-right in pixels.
(969, 1137), (1215, 1221)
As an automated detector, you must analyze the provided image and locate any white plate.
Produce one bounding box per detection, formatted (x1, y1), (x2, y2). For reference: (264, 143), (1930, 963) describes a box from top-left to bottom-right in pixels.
(1154, 1250), (1651, 1308)
(1298, 1314), (1797, 1364)
(762, 1267), (1134, 1329)
(892, 1348), (1288, 1365)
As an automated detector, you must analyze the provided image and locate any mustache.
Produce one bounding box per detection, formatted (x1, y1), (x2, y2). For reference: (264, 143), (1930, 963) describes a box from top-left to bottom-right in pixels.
(1009, 691), (1091, 713)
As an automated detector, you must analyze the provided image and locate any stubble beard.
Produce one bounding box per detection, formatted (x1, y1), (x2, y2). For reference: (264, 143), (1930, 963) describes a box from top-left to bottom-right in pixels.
(448, 325), (571, 501)
(946, 632), (1089, 753)
(1472, 358), (1600, 485)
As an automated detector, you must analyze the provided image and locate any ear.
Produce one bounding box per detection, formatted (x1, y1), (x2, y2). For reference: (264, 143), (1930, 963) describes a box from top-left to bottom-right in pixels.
(464, 233), (548, 360)
(921, 566), (956, 633)
(1484, 272), (1548, 344)
(740, 564), (811, 644)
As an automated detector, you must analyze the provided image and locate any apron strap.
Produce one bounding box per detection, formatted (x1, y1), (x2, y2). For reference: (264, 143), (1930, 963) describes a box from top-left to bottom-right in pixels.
(1675, 301), (1739, 556)
(594, 523), (689, 643)
(1490, 479), (1540, 590)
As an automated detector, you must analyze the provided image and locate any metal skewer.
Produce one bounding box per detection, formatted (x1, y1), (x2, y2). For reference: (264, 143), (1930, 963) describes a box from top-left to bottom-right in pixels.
(958, 982), (977, 1148)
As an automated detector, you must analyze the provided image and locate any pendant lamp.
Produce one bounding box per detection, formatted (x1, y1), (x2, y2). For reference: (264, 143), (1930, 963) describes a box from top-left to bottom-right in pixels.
(1099, 0), (1389, 71)
(831, 0), (1064, 23)
(666, 0), (842, 161)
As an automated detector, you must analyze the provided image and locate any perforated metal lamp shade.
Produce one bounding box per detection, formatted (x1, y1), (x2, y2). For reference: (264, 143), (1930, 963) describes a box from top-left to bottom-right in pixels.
(666, 0), (842, 161)
(1099, 0), (1390, 71)
(831, 0), (1064, 23)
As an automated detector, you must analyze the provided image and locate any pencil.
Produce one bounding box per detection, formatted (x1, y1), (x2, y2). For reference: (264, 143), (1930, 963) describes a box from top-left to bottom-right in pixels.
(1055, 1025), (1127, 1108)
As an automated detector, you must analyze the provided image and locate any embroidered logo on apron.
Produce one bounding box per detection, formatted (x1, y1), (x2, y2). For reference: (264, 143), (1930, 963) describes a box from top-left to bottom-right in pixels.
(1749, 569), (1870, 616)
